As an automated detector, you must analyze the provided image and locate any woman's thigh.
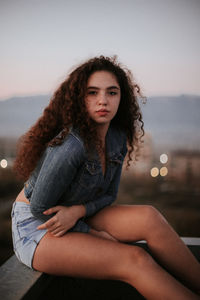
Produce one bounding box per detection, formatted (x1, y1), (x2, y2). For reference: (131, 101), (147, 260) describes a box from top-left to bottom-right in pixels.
(32, 231), (142, 280)
(86, 205), (165, 242)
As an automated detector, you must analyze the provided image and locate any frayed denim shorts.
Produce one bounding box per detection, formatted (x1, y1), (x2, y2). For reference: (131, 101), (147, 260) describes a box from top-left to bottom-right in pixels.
(11, 201), (47, 269)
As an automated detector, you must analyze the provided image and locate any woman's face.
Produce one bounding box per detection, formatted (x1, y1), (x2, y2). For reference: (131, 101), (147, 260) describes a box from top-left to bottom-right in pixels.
(85, 71), (121, 128)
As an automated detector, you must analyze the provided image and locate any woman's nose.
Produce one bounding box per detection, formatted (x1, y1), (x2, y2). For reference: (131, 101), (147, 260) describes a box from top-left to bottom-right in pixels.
(98, 92), (107, 105)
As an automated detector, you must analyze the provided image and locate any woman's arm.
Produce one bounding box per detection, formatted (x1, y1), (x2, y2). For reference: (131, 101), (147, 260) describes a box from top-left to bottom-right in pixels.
(35, 159), (123, 235)
(36, 157), (124, 236)
(84, 157), (124, 217)
(29, 137), (84, 220)
(37, 204), (87, 236)
(29, 136), (92, 234)
(37, 205), (118, 240)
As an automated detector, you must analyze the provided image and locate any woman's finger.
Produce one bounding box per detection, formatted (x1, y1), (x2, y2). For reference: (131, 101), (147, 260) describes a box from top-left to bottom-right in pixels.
(43, 206), (61, 215)
(49, 226), (62, 235)
(37, 217), (57, 230)
(53, 230), (66, 237)
(37, 224), (45, 230)
(47, 224), (60, 233)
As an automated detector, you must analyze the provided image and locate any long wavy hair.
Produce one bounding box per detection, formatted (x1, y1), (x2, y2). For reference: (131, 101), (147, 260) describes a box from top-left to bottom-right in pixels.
(14, 56), (145, 180)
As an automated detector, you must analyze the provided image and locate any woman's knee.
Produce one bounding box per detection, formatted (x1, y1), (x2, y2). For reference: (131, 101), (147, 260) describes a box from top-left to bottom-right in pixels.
(120, 245), (154, 282)
(129, 245), (152, 266)
(140, 205), (169, 241)
(141, 205), (167, 226)
(120, 245), (152, 271)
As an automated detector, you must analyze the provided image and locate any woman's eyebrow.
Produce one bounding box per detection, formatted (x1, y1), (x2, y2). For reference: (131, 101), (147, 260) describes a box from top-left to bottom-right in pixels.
(87, 86), (99, 90)
(87, 86), (120, 90)
(107, 86), (120, 90)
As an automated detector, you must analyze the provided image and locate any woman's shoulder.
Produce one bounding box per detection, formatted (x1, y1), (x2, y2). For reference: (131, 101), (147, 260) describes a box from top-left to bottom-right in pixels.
(46, 129), (86, 165)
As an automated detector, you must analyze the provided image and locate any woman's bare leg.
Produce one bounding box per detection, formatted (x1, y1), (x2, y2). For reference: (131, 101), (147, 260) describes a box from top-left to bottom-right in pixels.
(87, 205), (200, 292)
(33, 231), (199, 300)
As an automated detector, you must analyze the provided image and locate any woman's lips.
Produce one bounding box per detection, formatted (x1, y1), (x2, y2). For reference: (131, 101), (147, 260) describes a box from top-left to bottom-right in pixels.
(96, 110), (109, 116)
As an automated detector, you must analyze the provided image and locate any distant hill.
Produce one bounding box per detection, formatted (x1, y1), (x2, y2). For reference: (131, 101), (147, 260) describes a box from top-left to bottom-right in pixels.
(0, 95), (50, 137)
(0, 94), (200, 151)
(141, 95), (200, 151)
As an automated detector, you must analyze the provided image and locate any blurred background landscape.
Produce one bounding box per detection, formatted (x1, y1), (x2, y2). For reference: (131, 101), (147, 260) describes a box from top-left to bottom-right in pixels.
(0, 0), (200, 267)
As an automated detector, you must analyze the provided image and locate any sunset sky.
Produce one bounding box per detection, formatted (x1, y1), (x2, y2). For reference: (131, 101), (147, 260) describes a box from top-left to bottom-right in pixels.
(0, 0), (200, 100)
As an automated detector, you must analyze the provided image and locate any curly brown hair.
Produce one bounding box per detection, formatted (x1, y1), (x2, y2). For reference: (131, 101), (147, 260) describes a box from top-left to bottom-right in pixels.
(13, 55), (145, 180)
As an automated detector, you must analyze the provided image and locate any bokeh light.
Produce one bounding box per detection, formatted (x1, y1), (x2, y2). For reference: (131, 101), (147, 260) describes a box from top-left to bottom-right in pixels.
(160, 154), (168, 164)
(150, 167), (159, 177)
(160, 167), (168, 177)
(0, 159), (8, 168)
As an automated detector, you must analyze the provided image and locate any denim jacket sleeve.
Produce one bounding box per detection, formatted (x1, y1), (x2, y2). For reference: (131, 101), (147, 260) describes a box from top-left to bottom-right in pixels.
(84, 159), (124, 217)
(84, 138), (127, 217)
(29, 135), (91, 233)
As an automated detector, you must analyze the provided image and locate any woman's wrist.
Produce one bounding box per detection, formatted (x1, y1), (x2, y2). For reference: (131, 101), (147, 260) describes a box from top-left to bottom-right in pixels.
(74, 204), (86, 219)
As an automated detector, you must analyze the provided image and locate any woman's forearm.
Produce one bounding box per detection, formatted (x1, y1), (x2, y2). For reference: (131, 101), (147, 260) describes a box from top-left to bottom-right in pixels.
(74, 204), (86, 219)
(37, 204), (87, 235)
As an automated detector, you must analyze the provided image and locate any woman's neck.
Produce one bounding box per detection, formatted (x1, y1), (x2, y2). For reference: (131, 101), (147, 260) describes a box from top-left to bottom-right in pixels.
(97, 123), (110, 148)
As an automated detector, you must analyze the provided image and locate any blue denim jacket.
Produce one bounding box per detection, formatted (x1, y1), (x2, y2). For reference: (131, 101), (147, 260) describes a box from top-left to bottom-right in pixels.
(24, 125), (127, 233)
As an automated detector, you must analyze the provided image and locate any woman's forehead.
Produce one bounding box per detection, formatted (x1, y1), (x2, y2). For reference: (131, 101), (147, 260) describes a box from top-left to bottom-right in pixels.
(87, 71), (119, 88)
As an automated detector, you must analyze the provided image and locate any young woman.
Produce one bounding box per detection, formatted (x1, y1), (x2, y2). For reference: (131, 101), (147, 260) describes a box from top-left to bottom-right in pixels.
(12, 56), (200, 299)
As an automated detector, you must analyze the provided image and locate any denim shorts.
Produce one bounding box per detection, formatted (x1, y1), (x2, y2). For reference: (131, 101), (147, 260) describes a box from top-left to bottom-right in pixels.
(11, 201), (47, 269)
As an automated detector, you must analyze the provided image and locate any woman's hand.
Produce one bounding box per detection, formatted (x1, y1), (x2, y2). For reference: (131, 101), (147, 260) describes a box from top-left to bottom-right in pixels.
(90, 228), (118, 242)
(37, 205), (86, 237)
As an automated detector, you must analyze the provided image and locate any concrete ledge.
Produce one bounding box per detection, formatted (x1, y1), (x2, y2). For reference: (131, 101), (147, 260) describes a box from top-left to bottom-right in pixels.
(0, 255), (52, 300)
(181, 237), (200, 246)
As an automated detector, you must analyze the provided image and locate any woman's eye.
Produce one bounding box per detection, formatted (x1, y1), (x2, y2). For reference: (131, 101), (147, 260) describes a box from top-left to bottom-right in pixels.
(109, 91), (117, 95)
(88, 91), (97, 95)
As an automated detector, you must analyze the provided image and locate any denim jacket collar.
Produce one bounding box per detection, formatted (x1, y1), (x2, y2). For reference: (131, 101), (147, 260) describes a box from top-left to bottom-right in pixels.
(69, 125), (124, 163)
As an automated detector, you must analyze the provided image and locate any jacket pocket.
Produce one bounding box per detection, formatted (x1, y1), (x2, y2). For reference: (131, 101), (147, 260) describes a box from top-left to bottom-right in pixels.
(79, 162), (101, 189)
(109, 153), (124, 165)
(109, 153), (124, 180)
